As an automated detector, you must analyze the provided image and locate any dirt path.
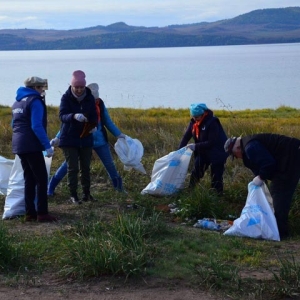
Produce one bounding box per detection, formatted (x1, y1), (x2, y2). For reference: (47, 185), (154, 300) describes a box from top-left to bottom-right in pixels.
(0, 277), (227, 300)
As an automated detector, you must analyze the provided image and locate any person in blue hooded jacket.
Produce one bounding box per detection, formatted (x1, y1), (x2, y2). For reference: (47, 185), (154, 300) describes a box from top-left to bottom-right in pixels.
(12, 76), (57, 222)
(48, 82), (126, 196)
(178, 103), (228, 194)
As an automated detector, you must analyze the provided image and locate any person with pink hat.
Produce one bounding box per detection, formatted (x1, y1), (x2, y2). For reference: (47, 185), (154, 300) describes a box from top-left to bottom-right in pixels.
(58, 70), (98, 204)
(48, 82), (127, 195)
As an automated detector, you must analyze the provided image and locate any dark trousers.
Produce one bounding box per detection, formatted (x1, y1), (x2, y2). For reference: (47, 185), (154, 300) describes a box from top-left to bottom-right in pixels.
(270, 170), (300, 239)
(191, 155), (225, 194)
(18, 152), (48, 216)
(62, 147), (92, 196)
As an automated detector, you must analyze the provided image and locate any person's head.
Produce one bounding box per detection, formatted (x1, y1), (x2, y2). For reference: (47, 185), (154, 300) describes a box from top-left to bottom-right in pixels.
(87, 83), (99, 99)
(71, 70), (86, 96)
(24, 76), (47, 94)
(189, 103), (208, 120)
(224, 137), (242, 159)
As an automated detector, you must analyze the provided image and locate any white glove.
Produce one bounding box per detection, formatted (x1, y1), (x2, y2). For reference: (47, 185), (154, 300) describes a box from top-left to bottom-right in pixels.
(187, 144), (195, 151)
(89, 127), (97, 134)
(117, 133), (126, 139)
(50, 137), (60, 147)
(45, 148), (54, 158)
(252, 176), (263, 186)
(74, 113), (87, 122)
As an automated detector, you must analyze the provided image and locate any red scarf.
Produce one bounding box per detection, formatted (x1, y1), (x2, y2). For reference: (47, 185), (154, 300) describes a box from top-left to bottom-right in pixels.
(192, 111), (209, 139)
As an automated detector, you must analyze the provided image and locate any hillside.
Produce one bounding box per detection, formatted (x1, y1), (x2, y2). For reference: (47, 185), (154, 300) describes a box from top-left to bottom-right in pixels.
(0, 7), (300, 50)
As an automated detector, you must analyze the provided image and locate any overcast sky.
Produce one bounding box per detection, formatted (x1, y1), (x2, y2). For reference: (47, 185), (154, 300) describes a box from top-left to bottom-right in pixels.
(1, 0), (299, 30)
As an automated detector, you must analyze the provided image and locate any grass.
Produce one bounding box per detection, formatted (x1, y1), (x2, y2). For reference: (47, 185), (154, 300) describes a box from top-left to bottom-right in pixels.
(1, 103), (300, 299)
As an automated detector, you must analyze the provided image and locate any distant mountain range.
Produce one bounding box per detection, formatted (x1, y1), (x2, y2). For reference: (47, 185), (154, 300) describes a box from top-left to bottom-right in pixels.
(1, 7), (300, 50)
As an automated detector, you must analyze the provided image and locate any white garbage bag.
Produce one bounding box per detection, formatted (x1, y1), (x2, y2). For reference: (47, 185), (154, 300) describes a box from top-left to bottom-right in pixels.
(2, 155), (52, 219)
(224, 182), (280, 241)
(141, 147), (193, 196)
(114, 135), (146, 174)
(0, 156), (14, 195)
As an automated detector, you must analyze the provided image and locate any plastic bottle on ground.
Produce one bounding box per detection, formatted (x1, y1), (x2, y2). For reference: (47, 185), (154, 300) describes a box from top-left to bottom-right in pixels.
(194, 219), (221, 231)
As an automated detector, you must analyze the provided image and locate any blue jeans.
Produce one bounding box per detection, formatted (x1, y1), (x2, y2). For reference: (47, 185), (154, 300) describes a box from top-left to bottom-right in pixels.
(93, 144), (120, 180)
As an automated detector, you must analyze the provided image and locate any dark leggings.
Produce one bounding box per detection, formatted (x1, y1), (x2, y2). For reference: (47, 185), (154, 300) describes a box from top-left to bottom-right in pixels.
(18, 152), (48, 216)
(269, 171), (300, 239)
(191, 155), (225, 193)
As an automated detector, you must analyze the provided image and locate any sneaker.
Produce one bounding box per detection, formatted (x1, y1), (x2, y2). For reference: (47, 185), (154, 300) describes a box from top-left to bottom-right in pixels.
(69, 195), (82, 205)
(82, 194), (96, 202)
(24, 214), (37, 222)
(37, 214), (58, 222)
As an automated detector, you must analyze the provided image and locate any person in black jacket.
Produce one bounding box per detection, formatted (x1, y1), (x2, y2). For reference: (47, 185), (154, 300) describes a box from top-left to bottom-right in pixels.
(179, 103), (228, 194)
(59, 70), (98, 204)
(224, 134), (300, 239)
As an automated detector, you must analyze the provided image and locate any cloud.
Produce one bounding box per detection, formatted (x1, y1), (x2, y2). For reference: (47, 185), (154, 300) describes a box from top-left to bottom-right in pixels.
(0, 0), (299, 29)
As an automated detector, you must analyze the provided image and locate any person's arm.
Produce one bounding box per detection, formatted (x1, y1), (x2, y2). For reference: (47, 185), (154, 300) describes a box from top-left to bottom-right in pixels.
(30, 99), (51, 150)
(101, 105), (121, 137)
(59, 95), (75, 123)
(244, 140), (276, 180)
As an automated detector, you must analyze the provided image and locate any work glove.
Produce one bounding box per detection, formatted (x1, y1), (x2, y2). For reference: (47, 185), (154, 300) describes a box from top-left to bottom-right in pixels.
(186, 143), (195, 151)
(74, 113), (87, 122)
(89, 127), (97, 134)
(45, 148), (54, 158)
(252, 176), (263, 186)
(50, 137), (60, 147)
(117, 133), (126, 139)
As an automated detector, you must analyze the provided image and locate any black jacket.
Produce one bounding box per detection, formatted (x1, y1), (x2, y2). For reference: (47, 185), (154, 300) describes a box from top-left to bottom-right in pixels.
(241, 133), (300, 180)
(179, 110), (228, 164)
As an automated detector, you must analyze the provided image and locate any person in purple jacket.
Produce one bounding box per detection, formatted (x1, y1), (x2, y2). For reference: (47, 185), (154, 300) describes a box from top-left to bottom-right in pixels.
(179, 103), (228, 194)
(12, 76), (57, 222)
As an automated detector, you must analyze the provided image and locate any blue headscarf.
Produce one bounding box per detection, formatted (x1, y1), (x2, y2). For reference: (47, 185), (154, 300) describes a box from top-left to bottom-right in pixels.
(189, 103), (208, 117)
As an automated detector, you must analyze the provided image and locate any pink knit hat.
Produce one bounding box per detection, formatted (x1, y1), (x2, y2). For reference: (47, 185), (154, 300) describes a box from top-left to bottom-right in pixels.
(71, 70), (86, 86)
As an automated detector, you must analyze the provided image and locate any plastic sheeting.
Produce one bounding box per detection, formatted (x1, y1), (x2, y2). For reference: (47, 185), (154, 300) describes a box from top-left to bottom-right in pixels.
(224, 182), (280, 241)
(2, 155), (52, 219)
(141, 147), (192, 196)
(0, 155), (14, 195)
(114, 135), (146, 174)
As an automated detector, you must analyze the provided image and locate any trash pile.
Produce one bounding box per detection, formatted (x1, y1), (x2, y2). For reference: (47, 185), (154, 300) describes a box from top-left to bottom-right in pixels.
(193, 218), (233, 231)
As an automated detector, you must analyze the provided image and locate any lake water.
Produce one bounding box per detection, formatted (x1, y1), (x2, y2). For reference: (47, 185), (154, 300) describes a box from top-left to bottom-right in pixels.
(1, 43), (300, 110)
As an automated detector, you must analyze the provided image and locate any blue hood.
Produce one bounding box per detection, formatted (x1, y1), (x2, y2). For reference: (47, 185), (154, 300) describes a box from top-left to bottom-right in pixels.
(16, 87), (40, 101)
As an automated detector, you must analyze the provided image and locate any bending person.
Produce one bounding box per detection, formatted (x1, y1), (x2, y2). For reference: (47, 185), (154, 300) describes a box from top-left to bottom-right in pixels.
(224, 133), (300, 240)
(48, 82), (126, 196)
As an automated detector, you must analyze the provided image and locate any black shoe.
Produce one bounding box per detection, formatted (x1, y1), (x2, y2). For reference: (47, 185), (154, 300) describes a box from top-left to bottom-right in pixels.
(69, 195), (82, 205)
(82, 194), (96, 202)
